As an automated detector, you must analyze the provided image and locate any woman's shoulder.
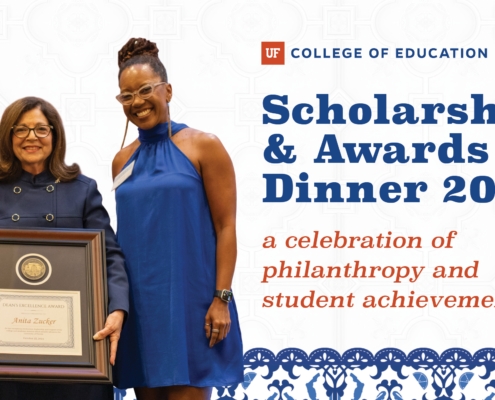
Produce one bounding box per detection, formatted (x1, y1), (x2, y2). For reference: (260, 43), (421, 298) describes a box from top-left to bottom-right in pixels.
(0, 172), (94, 187)
(176, 127), (217, 142)
(62, 175), (107, 203)
(173, 128), (227, 173)
(71, 173), (91, 184)
(60, 174), (95, 195)
(174, 127), (223, 153)
(112, 139), (140, 179)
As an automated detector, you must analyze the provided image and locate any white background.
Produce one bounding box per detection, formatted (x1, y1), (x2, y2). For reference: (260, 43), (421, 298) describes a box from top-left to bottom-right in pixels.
(1, 0), (495, 397)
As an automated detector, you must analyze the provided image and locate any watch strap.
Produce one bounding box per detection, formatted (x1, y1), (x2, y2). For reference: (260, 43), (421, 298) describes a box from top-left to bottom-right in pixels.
(214, 289), (233, 303)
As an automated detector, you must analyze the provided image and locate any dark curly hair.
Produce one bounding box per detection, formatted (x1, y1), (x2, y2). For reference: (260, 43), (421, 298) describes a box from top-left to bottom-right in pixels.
(118, 38), (168, 82)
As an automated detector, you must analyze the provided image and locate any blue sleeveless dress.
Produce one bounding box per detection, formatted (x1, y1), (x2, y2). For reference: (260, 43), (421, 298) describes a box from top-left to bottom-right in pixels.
(113, 121), (243, 389)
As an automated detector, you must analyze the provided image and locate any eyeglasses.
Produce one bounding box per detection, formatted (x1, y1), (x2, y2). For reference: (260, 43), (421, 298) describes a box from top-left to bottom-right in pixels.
(116, 82), (167, 105)
(12, 124), (53, 139)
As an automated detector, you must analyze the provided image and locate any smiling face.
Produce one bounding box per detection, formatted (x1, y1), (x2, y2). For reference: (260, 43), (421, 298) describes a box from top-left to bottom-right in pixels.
(12, 107), (53, 175)
(118, 63), (172, 130)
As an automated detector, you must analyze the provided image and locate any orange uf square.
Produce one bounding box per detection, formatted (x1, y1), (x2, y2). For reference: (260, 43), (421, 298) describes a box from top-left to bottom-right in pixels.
(262, 42), (285, 65)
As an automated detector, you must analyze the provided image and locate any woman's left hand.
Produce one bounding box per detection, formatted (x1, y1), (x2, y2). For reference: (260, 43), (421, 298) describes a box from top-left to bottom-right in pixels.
(205, 298), (231, 348)
(93, 310), (125, 365)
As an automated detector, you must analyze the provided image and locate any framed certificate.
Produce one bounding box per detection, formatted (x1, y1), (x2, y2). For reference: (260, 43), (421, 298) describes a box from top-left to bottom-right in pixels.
(0, 228), (111, 384)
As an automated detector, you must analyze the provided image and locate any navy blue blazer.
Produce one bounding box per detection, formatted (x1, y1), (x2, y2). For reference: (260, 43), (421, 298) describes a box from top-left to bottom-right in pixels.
(0, 170), (129, 315)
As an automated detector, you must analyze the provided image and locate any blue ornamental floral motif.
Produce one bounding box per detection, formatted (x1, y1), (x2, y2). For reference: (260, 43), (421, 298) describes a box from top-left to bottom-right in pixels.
(207, 347), (495, 400)
(113, 348), (495, 400)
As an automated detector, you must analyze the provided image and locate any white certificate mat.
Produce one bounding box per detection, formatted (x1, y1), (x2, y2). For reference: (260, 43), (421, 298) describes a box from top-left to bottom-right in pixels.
(0, 289), (82, 356)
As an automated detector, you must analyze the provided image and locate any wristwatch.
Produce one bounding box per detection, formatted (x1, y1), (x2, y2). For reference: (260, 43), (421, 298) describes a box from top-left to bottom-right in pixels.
(214, 289), (233, 303)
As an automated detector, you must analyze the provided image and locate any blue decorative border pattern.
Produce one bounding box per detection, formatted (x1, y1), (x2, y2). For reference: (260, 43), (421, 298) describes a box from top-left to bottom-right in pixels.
(113, 347), (495, 400)
(214, 347), (495, 400)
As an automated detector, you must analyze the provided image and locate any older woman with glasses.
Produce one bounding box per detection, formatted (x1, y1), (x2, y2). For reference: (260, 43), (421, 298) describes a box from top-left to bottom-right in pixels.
(0, 97), (129, 400)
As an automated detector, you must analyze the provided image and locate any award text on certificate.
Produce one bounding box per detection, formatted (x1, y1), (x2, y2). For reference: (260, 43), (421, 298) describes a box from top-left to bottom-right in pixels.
(0, 290), (82, 356)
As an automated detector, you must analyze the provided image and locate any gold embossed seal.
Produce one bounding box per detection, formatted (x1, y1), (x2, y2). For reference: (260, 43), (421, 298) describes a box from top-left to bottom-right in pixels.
(16, 253), (52, 285)
(21, 257), (46, 280)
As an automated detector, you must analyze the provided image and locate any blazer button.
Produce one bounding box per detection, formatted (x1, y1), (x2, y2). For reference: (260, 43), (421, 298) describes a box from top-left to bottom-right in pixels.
(13, 187), (21, 194)
(12, 214), (20, 222)
(46, 185), (55, 193)
(46, 214), (54, 222)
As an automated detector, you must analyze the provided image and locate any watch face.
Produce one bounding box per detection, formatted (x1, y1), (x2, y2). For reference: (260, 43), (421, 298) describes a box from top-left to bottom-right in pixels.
(222, 290), (233, 302)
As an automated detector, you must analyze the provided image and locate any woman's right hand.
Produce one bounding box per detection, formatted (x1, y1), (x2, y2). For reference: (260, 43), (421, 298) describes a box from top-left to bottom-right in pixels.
(93, 310), (125, 365)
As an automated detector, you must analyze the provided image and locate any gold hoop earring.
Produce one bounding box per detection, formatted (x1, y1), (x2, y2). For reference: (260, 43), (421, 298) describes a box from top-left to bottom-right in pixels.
(121, 118), (130, 150)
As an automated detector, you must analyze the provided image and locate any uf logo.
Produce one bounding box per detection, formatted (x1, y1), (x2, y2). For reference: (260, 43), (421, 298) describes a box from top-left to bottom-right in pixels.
(262, 42), (285, 65)
(266, 48), (280, 58)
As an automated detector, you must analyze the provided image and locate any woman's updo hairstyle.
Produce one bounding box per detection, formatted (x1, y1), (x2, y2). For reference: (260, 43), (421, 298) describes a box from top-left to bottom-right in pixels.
(118, 38), (168, 82)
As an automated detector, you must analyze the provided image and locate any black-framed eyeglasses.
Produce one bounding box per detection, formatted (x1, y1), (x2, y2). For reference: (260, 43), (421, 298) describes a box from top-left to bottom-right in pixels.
(12, 124), (53, 139)
(116, 82), (167, 105)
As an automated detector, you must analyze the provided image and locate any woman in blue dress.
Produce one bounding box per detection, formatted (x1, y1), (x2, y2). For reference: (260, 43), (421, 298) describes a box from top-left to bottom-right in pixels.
(0, 96), (129, 400)
(112, 38), (243, 399)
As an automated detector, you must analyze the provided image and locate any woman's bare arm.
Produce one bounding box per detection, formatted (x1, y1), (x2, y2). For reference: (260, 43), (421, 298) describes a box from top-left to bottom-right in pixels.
(196, 132), (237, 347)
